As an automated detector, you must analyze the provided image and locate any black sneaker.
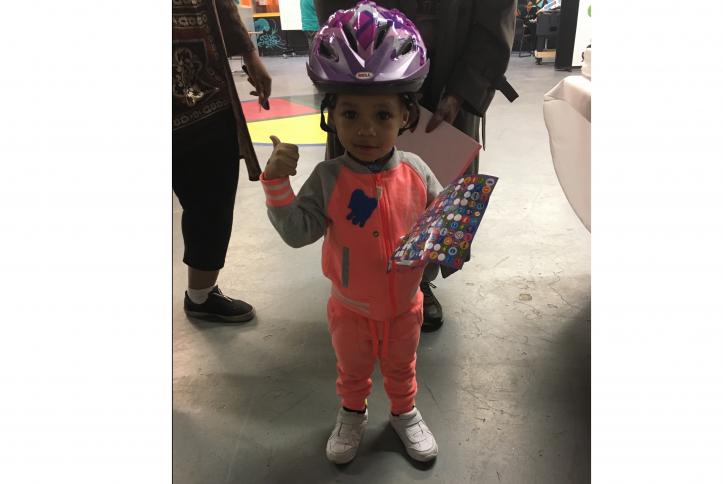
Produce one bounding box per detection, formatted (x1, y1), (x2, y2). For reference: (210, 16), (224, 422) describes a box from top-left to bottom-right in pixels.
(420, 281), (444, 332)
(184, 286), (255, 323)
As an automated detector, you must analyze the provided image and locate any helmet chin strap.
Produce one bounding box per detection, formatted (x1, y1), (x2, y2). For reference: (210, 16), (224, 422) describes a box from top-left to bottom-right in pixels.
(319, 95), (336, 134)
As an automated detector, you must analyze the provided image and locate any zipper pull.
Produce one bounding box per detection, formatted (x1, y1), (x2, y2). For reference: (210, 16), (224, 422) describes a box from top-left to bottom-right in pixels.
(387, 259), (393, 273)
(374, 174), (383, 199)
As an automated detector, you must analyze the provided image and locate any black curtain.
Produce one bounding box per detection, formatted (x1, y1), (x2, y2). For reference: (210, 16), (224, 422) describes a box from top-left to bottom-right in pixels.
(554, 0), (580, 70)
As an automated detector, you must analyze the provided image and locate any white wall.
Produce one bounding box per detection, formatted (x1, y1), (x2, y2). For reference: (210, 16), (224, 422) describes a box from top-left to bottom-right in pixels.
(279, 0), (302, 30)
(572, 0), (591, 67)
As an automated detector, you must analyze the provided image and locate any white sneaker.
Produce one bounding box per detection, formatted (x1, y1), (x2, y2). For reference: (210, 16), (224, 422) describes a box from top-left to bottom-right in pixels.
(325, 407), (368, 464)
(389, 407), (438, 462)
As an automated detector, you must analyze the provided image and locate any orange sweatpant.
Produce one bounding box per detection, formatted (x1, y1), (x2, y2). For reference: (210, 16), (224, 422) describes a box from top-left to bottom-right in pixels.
(326, 293), (423, 415)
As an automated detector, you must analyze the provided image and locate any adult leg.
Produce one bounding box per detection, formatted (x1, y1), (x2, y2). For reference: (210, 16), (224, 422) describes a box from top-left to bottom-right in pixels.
(304, 30), (316, 54)
(420, 110), (483, 331)
(420, 263), (443, 332)
(173, 111), (254, 322)
(438, 111), (483, 279)
(188, 268), (219, 290)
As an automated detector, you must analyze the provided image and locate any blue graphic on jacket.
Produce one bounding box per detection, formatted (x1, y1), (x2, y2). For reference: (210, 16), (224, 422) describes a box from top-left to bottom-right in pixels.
(347, 189), (378, 228)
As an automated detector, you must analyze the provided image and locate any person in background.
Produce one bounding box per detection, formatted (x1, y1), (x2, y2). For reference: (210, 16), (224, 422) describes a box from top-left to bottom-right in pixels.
(522, 0), (539, 40)
(301, 0), (321, 53)
(315, 0), (518, 332)
(173, 0), (272, 322)
(524, 1), (539, 19)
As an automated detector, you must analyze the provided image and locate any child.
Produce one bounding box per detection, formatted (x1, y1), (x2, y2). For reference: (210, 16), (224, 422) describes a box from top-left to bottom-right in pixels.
(260, 1), (441, 464)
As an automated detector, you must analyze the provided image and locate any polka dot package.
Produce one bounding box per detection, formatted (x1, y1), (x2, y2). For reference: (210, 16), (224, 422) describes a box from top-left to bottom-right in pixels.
(392, 174), (498, 270)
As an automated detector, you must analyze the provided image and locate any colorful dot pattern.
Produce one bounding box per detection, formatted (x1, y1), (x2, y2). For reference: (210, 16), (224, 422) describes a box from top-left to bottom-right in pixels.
(392, 174), (498, 269)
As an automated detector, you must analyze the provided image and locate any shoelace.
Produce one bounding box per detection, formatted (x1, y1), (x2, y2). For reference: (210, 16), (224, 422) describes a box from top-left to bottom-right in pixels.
(420, 281), (437, 297)
(213, 288), (234, 303)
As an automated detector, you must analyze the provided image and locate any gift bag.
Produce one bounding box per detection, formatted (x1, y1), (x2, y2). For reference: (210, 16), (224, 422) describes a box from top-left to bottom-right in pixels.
(392, 174), (498, 270)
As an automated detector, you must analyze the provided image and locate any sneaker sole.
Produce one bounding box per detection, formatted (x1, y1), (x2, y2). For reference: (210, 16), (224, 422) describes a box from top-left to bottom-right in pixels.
(407, 444), (438, 462)
(325, 449), (358, 465)
(390, 420), (438, 462)
(390, 432), (439, 462)
(184, 308), (255, 323)
(421, 318), (444, 333)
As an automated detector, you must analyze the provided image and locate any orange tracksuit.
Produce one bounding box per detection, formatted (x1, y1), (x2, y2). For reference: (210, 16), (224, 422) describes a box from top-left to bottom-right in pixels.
(261, 149), (441, 414)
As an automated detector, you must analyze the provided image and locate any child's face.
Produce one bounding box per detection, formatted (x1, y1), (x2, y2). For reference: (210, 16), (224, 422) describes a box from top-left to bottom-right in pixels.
(330, 93), (410, 163)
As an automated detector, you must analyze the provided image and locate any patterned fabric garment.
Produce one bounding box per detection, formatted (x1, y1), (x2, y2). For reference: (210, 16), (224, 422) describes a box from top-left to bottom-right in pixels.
(172, 0), (232, 131)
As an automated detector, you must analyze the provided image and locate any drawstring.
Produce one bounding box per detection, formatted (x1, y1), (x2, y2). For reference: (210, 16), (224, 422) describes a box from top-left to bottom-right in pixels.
(368, 319), (391, 359)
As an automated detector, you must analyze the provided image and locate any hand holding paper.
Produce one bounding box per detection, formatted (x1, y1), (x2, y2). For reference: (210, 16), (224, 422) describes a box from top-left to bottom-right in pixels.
(424, 94), (463, 133)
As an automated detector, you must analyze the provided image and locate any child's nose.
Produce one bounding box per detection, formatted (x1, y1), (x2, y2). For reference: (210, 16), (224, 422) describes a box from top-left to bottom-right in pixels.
(356, 123), (376, 136)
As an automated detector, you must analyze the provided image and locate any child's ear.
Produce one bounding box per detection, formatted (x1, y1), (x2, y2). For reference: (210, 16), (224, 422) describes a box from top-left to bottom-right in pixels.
(402, 108), (410, 128)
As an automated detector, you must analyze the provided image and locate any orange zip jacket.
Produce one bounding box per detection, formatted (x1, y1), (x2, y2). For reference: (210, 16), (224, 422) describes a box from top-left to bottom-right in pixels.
(261, 149), (442, 321)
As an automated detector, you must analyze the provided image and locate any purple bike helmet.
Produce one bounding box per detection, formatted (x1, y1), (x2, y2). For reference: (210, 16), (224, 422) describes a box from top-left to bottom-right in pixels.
(307, 0), (429, 94)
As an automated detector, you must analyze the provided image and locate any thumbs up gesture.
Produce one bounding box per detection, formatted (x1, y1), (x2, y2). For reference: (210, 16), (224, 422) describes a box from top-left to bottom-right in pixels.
(264, 135), (300, 179)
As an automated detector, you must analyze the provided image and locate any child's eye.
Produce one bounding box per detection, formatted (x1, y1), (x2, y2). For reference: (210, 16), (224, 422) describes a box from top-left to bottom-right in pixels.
(377, 111), (392, 121)
(342, 110), (357, 120)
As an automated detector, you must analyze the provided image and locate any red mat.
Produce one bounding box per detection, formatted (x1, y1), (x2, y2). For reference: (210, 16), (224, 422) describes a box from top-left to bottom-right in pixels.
(241, 98), (318, 122)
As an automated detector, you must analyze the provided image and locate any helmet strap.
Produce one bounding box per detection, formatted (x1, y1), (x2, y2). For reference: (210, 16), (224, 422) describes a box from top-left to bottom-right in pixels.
(398, 93), (420, 135)
(319, 94), (337, 134)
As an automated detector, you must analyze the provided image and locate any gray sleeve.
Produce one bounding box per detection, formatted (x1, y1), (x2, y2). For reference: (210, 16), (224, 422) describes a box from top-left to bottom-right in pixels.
(266, 166), (329, 248)
(425, 169), (443, 207)
(399, 151), (444, 206)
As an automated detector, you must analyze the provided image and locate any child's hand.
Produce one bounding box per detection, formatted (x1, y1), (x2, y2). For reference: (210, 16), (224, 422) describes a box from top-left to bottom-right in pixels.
(264, 135), (299, 179)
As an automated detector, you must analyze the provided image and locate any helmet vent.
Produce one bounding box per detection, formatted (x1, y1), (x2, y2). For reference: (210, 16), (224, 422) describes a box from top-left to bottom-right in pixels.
(395, 37), (414, 58)
(319, 40), (338, 61)
(373, 20), (390, 50)
(342, 22), (358, 52)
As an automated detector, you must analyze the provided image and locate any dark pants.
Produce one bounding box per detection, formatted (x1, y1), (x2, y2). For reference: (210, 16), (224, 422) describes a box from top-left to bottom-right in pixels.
(304, 31), (317, 54)
(173, 110), (240, 271)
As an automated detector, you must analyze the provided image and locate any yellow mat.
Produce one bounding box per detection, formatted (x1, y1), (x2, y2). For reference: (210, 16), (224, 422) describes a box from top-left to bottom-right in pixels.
(247, 114), (326, 146)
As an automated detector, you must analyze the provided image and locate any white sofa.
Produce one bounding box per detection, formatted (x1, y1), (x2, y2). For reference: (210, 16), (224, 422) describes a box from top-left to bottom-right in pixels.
(543, 48), (591, 231)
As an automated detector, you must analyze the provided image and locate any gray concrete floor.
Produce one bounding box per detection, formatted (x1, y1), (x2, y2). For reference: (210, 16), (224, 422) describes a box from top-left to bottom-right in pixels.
(173, 56), (590, 484)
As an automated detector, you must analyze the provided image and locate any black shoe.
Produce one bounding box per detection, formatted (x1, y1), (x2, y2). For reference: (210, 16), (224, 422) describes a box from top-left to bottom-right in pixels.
(420, 281), (444, 332)
(184, 286), (255, 323)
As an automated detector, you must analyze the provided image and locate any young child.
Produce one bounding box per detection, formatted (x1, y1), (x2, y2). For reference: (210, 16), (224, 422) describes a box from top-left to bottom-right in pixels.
(260, 1), (441, 464)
